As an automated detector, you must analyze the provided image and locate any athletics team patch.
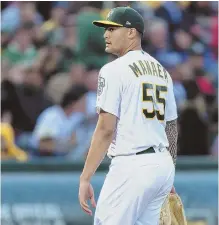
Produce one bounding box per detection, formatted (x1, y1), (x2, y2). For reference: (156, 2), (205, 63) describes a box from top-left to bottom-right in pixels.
(97, 76), (105, 96)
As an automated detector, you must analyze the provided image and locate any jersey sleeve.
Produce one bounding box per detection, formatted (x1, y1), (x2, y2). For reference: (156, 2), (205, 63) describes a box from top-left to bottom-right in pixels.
(96, 66), (122, 118)
(165, 78), (178, 121)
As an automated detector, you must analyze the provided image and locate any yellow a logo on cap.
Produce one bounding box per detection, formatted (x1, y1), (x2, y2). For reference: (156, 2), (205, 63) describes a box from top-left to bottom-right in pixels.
(107, 9), (114, 19)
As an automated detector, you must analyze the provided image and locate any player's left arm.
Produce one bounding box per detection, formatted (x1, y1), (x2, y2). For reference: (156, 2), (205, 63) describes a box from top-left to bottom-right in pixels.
(165, 119), (178, 166)
(80, 109), (117, 181)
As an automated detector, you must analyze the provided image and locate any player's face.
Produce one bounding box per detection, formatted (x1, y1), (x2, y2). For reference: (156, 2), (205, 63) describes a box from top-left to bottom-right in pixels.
(104, 27), (129, 56)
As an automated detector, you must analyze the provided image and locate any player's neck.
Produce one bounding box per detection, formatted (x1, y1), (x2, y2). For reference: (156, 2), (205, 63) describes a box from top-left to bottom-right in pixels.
(119, 41), (142, 57)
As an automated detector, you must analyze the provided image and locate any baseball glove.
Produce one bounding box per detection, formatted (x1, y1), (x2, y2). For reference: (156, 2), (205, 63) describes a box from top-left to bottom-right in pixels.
(160, 193), (187, 225)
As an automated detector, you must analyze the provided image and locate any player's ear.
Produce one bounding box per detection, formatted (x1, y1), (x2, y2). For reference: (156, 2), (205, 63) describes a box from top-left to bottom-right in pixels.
(128, 28), (137, 39)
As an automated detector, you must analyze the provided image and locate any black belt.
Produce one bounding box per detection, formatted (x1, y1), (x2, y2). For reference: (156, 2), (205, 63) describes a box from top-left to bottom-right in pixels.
(136, 147), (155, 155)
(111, 147), (155, 158)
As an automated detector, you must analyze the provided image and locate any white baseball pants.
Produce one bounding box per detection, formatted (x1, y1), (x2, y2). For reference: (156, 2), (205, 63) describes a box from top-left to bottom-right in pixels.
(94, 151), (175, 225)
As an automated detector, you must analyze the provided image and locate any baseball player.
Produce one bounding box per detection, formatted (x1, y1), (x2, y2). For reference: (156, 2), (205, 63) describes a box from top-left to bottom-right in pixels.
(79, 7), (178, 225)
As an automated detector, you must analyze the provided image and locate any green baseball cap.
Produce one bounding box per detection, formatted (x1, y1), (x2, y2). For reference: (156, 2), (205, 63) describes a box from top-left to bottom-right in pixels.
(93, 7), (144, 34)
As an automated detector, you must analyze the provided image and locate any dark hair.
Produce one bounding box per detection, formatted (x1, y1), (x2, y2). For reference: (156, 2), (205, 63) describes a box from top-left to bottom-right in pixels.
(60, 84), (88, 108)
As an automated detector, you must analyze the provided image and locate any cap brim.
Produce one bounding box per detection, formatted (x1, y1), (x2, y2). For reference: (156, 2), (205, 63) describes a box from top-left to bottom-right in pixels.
(93, 20), (123, 28)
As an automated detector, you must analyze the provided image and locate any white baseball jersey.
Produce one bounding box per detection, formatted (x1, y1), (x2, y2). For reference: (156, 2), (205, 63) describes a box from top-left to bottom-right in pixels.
(96, 50), (177, 158)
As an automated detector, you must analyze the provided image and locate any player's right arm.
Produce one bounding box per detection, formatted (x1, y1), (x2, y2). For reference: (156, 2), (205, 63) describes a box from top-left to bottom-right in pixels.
(79, 65), (121, 215)
(80, 64), (122, 181)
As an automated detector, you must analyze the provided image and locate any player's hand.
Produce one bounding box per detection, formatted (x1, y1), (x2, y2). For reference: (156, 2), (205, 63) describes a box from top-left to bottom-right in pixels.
(79, 179), (96, 216)
(170, 186), (176, 194)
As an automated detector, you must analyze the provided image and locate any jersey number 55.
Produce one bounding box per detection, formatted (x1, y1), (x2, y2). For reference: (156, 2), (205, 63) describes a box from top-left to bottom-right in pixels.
(142, 83), (167, 121)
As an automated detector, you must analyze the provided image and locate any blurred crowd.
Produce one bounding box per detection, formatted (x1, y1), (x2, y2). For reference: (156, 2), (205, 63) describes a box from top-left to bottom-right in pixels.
(1, 1), (218, 161)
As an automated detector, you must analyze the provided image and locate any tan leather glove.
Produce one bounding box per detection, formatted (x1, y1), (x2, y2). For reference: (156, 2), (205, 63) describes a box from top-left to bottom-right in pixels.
(160, 193), (187, 225)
